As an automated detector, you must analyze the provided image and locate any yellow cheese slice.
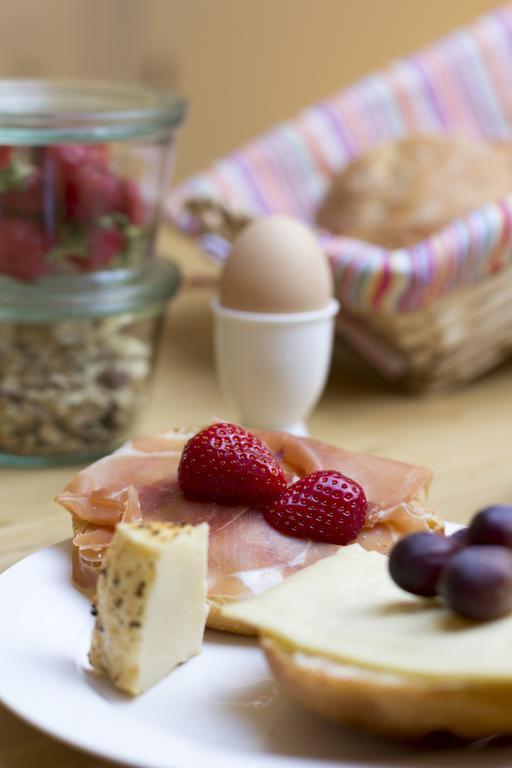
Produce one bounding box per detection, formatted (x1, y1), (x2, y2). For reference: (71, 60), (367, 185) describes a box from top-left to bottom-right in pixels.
(222, 544), (512, 682)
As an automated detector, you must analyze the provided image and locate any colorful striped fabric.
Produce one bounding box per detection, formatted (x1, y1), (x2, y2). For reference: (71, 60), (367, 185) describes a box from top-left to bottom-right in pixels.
(168, 6), (512, 313)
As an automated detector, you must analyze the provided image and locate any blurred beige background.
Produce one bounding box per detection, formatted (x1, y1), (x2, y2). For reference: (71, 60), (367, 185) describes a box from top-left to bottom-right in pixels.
(0, 0), (503, 180)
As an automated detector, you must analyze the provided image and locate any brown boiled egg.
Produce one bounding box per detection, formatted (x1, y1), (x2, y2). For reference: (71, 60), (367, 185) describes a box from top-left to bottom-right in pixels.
(219, 215), (333, 313)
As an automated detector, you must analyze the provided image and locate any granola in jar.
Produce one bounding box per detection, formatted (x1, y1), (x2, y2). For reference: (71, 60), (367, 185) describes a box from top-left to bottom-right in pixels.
(0, 258), (180, 465)
(0, 315), (155, 457)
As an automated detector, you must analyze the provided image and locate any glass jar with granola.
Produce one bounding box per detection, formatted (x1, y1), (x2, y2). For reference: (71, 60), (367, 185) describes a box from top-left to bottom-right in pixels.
(0, 260), (180, 466)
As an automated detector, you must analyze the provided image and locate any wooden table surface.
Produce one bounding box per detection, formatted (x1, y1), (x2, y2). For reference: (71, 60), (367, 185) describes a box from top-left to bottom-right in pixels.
(2, 230), (512, 767)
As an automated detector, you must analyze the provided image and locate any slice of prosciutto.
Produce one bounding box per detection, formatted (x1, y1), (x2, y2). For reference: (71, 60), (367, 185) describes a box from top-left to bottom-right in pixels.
(56, 428), (441, 625)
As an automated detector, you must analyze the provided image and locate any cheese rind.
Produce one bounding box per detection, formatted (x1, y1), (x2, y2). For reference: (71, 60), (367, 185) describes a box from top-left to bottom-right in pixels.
(222, 544), (512, 682)
(89, 522), (208, 694)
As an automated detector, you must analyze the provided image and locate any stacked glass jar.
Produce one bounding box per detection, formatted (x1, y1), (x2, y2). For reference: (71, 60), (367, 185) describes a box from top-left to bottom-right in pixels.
(0, 81), (186, 466)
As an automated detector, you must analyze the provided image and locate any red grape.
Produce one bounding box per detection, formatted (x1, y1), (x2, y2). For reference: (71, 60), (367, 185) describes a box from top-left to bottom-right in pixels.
(388, 532), (458, 597)
(438, 546), (512, 621)
(469, 505), (512, 547)
(450, 527), (471, 549)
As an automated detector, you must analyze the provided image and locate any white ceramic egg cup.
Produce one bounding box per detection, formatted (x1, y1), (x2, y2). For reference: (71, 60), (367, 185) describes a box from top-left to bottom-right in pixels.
(212, 298), (339, 436)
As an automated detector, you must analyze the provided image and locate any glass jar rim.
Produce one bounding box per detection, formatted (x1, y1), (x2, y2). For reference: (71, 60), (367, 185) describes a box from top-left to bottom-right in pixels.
(0, 258), (181, 321)
(0, 80), (187, 143)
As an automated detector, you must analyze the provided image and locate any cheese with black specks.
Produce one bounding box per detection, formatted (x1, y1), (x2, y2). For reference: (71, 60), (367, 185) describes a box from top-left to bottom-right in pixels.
(89, 521), (209, 694)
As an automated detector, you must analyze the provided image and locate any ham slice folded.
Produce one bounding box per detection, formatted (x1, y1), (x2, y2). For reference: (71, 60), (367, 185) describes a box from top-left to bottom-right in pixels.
(56, 428), (441, 623)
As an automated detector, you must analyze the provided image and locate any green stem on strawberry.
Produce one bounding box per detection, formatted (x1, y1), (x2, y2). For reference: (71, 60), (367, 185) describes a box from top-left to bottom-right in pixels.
(46, 213), (148, 273)
(0, 156), (34, 193)
(98, 213), (148, 268)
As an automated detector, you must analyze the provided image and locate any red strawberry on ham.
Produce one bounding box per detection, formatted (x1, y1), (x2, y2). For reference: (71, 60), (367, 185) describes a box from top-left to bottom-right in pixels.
(264, 470), (367, 545)
(178, 422), (286, 506)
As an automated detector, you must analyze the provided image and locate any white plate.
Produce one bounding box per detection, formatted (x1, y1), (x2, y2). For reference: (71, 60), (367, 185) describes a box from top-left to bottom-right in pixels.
(2, 530), (511, 768)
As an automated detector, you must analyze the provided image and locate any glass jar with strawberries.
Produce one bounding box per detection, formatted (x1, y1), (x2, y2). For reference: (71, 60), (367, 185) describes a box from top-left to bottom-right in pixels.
(0, 81), (186, 280)
(0, 81), (186, 465)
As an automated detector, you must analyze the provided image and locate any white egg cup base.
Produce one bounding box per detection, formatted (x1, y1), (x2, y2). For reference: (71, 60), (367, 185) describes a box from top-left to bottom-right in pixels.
(212, 299), (339, 436)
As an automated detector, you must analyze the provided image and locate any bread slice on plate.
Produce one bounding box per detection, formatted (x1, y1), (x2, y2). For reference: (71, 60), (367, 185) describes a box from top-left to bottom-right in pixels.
(261, 638), (512, 740)
(56, 427), (441, 634)
(222, 544), (512, 739)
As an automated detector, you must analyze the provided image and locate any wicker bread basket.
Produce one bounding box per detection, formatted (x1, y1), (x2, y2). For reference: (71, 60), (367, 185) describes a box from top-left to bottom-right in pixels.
(338, 266), (512, 391)
(168, 7), (512, 392)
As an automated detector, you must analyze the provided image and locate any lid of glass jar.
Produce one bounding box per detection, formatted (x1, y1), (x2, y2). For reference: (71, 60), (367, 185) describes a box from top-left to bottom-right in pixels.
(0, 80), (187, 143)
(0, 258), (181, 321)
